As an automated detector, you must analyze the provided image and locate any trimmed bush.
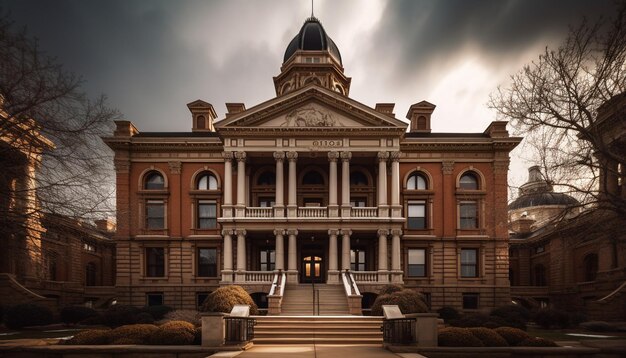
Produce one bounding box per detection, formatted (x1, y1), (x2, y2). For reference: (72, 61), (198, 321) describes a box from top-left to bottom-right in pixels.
(490, 305), (531, 321)
(102, 305), (141, 327)
(450, 313), (509, 329)
(135, 312), (155, 324)
(370, 289), (428, 316)
(437, 306), (461, 322)
(468, 327), (509, 347)
(4, 303), (54, 329)
(378, 284), (404, 295)
(109, 324), (159, 344)
(147, 320), (196, 345)
(438, 327), (484, 347)
(534, 308), (570, 329)
(580, 321), (619, 332)
(61, 306), (99, 325)
(201, 285), (258, 315)
(519, 337), (558, 347)
(194, 327), (202, 345)
(66, 329), (111, 345)
(493, 327), (530, 346)
(141, 305), (174, 320)
(80, 314), (104, 326)
(158, 310), (201, 326)
(569, 312), (588, 326)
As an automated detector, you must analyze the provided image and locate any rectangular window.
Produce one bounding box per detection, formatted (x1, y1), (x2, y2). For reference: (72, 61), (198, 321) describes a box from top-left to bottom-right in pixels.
(408, 249), (426, 277)
(350, 249), (366, 271)
(460, 201), (478, 229)
(197, 200), (217, 229)
(146, 292), (164, 306)
(460, 249), (478, 278)
(83, 241), (96, 252)
(258, 198), (275, 207)
(462, 293), (479, 309)
(146, 200), (165, 229)
(197, 248), (217, 277)
(146, 247), (165, 277)
(407, 201), (426, 229)
(260, 249), (275, 271)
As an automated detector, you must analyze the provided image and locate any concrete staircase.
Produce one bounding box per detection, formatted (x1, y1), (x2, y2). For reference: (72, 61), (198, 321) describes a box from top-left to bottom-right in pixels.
(252, 316), (383, 344)
(280, 284), (350, 315)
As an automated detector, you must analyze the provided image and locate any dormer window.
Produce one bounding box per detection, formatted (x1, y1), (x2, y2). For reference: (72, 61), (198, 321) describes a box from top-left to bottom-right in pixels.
(196, 115), (206, 129)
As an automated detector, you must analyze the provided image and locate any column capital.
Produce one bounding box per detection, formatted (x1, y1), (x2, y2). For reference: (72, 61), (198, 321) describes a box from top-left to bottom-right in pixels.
(340, 151), (352, 161)
(339, 229), (352, 236)
(389, 151), (401, 162)
(235, 229), (247, 236)
(234, 151), (247, 162)
(391, 229), (403, 236)
(328, 229), (340, 236)
(273, 229), (285, 236)
(377, 229), (389, 237)
(273, 151), (285, 161)
(168, 161), (182, 175)
(327, 151), (339, 162)
(286, 151), (298, 161)
(221, 229), (234, 236)
(377, 151), (389, 161)
(442, 160), (455, 175)
(222, 151), (234, 161)
(286, 229), (298, 236)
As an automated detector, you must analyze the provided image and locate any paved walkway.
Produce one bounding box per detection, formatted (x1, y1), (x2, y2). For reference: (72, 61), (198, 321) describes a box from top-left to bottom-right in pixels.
(228, 344), (417, 357)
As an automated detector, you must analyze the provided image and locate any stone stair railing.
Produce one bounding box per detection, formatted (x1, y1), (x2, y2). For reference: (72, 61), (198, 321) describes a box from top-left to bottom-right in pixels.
(342, 271), (363, 315)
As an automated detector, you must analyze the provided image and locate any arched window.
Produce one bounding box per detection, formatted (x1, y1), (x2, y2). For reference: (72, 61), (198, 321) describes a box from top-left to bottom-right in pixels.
(196, 115), (206, 129)
(459, 172), (479, 190)
(145, 172), (165, 190)
(583, 253), (598, 281)
(257, 171), (276, 186)
(533, 264), (547, 286)
(407, 172), (427, 190)
(86, 262), (97, 286)
(197, 173), (218, 190)
(350, 171), (368, 186)
(302, 170), (324, 185)
(417, 116), (427, 130)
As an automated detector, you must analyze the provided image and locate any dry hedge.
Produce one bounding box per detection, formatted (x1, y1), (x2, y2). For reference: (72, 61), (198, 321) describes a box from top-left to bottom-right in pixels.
(66, 329), (111, 345)
(201, 285), (258, 315)
(438, 327), (484, 347)
(370, 288), (428, 316)
(493, 327), (530, 346)
(518, 337), (558, 347)
(468, 327), (509, 347)
(158, 310), (201, 326)
(147, 320), (196, 345)
(108, 324), (159, 344)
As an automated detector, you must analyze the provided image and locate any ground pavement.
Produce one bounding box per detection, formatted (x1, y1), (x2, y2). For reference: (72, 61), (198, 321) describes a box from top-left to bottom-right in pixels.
(211, 344), (424, 358)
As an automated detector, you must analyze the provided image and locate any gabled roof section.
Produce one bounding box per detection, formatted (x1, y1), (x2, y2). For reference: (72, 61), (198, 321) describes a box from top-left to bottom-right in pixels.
(214, 84), (408, 132)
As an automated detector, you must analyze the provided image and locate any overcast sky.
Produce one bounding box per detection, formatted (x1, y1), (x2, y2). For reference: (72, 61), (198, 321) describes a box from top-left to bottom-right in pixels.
(2, 0), (617, 190)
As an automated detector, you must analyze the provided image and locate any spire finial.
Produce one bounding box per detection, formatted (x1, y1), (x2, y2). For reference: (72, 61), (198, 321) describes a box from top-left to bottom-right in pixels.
(311, 0), (314, 17)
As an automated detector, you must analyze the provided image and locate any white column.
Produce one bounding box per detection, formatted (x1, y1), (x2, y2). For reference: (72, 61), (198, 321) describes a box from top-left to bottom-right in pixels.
(377, 151), (389, 217)
(287, 229), (298, 283)
(390, 151), (401, 217)
(391, 229), (404, 283)
(378, 229), (389, 283)
(235, 151), (246, 217)
(222, 152), (233, 217)
(327, 229), (339, 283)
(341, 230), (351, 271)
(222, 229), (233, 282)
(274, 229), (285, 271)
(328, 151), (339, 217)
(235, 229), (247, 282)
(287, 151), (298, 217)
(274, 151), (285, 217)
(340, 152), (352, 217)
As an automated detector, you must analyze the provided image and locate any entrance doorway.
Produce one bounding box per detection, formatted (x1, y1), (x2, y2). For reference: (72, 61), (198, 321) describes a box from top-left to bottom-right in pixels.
(301, 251), (324, 283)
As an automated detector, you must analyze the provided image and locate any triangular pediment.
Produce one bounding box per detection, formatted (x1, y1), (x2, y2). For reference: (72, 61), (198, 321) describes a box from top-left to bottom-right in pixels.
(214, 85), (408, 131)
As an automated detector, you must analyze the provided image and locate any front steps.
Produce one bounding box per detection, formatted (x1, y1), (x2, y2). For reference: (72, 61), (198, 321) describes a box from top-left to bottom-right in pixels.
(253, 316), (383, 344)
(280, 284), (350, 315)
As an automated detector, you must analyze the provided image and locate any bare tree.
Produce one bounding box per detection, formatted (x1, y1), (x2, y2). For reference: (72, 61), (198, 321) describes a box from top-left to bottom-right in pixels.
(0, 11), (118, 278)
(490, 1), (626, 219)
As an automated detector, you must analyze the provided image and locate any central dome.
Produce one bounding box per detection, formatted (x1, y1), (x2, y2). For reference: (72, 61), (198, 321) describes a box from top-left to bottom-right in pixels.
(283, 17), (342, 65)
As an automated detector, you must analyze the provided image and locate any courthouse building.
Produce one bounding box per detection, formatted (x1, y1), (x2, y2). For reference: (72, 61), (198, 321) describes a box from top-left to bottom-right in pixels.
(104, 16), (521, 313)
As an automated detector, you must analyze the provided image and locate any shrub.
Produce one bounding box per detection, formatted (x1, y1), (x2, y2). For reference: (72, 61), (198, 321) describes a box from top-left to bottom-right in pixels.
(108, 324), (159, 345)
(468, 327), (509, 347)
(61, 306), (99, 325)
(580, 321), (619, 332)
(493, 327), (530, 346)
(80, 314), (104, 326)
(569, 312), (588, 326)
(450, 314), (509, 329)
(438, 327), (484, 347)
(102, 305), (141, 327)
(135, 312), (155, 324)
(519, 337), (558, 347)
(534, 308), (570, 329)
(378, 284), (404, 295)
(147, 320), (196, 345)
(158, 310), (201, 326)
(201, 285), (258, 315)
(0, 304), (3, 323)
(141, 305), (174, 320)
(490, 305), (531, 321)
(194, 327), (202, 345)
(370, 289), (428, 316)
(4, 303), (54, 329)
(66, 329), (111, 345)
(437, 306), (461, 322)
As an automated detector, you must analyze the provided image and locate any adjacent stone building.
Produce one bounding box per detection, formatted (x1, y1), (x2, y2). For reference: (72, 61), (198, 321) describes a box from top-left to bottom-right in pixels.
(104, 16), (521, 313)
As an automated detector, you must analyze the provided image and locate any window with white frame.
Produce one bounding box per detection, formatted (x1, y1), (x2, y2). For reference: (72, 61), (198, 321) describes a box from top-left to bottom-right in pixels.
(197, 248), (217, 277)
(350, 249), (366, 271)
(407, 172), (427, 190)
(197, 173), (218, 190)
(146, 247), (165, 277)
(146, 200), (165, 229)
(408, 249), (426, 277)
(459, 201), (478, 229)
(408, 201), (427, 229)
(197, 200), (217, 229)
(260, 249), (275, 271)
(460, 249), (478, 278)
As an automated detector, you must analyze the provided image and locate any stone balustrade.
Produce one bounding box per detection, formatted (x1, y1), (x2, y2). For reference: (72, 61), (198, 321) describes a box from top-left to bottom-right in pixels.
(245, 207), (274, 218)
(297, 206), (328, 218)
(350, 207), (378, 217)
(243, 271), (274, 282)
(352, 271), (380, 282)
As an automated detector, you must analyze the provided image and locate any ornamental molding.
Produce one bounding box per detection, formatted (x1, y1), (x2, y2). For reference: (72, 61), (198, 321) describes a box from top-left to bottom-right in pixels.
(391, 229), (403, 236)
(339, 229), (352, 236)
(222, 152), (234, 161)
(221, 229), (234, 236)
(235, 229), (247, 236)
(286, 151), (298, 161)
(282, 105), (340, 127)
(327, 151), (339, 162)
(389, 151), (401, 161)
(377, 151), (390, 161)
(377, 229), (389, 236)
(286, 229), (299, 236)
(273, 151), (285, 161)
(340, 151), (352, 161)
(273, 229), (286, 236)
(442, 161), (455, 175)
(234, 151), (247, 162)
(168, 161), (182, 174)
(328, 229), (340, 236)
